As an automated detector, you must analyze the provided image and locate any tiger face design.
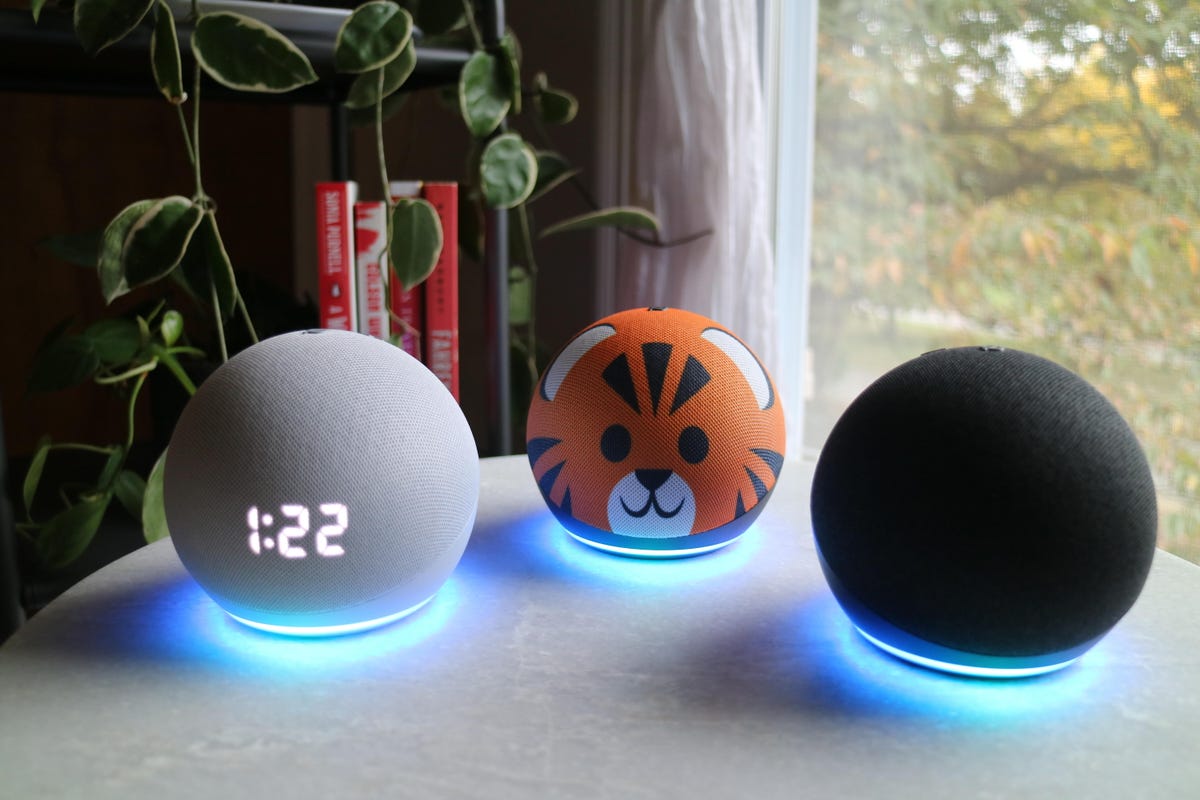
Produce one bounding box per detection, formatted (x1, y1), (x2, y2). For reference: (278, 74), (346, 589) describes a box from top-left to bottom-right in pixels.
(527, 307), (786, 552)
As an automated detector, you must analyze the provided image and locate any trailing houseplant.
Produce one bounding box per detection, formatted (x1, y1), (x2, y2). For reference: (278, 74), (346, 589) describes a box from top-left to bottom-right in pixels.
(18, 0), (660, 571)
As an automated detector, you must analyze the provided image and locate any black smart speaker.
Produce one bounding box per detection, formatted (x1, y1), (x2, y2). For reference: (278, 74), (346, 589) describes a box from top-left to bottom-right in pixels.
(811, 346), (1157, 677)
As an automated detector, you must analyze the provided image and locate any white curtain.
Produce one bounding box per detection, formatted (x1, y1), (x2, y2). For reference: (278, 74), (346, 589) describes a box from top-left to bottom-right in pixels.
(614, 0), (778, 380)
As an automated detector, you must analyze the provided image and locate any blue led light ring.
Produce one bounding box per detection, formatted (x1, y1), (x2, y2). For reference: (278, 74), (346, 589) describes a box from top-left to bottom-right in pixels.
(197, 509), (475, 635)
(565, 531), (741, 559)
(227, 594), (437, 638)
(816, 547), (1104, 678)
(854, 628), (1078, 679)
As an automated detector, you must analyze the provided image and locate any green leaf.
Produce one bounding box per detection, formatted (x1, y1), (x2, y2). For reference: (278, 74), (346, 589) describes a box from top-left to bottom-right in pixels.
(39, 492), (111, 570)
(31, 0), (49, 23)
(160, 310), (184, 346)
(142, 449), (170, 543)
(73, 0), (156, 55)
(99, 199), (156, 303)
(335, 1), (413, 74)
(122, 196), (203, 290)
(23, 436), (52, 513)
(459, 50), (510, 138)
(28, 336), (101, 393)
(540, 206), (662, 239)
(192, 12), (318, 93)
(344, 38), (417, 109)
(136, 315), (152, 347)
(84, 317), (141, 365)
(479, 133), (538, 209)
(537, 86), (578, 125)
(499, 32), (522, 115)
(151, 0), (186, 104)
(508, 266), (532, 326)
(528, 151), (580, 203)
(114, 469), (147, 521)
(97, 448), (125, 489)
(390, 198), (443, 291)
(39, 230), (103, 268)
(178, 212), (236, 319)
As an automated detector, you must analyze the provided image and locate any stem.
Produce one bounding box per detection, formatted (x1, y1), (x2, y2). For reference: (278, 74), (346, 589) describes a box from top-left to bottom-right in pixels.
(461, 0), (484, 49)
(515, 203), (538, 383)
(124, 372), (149, 451)
(47, 443), (119, 456)
(191, 51), (206, 204)
(166, 346), (207, 359)
(158, 351), (198, 396)
(377, 69), (390, 202)
(175, 105), (196, 169)
(95, 360), (159, 385)
(143, 298), (167, 326)
(235, 293), (259, 345)
(211, 280), (228, 363)
(376, 69), (395, 330)
(525, 116), (712, 249)
(206, 213), (258, 344)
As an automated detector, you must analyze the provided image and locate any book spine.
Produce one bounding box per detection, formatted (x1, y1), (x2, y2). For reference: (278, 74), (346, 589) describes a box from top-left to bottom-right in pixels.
(353, 201), (388, 340)
(388, 180), (425, 360)
(314, 181), (358, 331)
(421, 182), (459, 401)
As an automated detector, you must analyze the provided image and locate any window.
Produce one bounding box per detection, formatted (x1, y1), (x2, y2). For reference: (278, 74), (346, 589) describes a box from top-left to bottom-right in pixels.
(772, 1), (1200, 563)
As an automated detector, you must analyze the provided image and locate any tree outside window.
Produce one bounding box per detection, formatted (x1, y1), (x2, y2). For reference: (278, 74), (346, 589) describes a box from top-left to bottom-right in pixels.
(808, 1), (1200, 562)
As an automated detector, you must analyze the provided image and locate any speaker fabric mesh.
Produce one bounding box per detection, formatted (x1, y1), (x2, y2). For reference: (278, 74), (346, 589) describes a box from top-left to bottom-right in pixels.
(527, 307), (785, 550)
(166, 330), (478, 625)
(812, 346), (1158, 658)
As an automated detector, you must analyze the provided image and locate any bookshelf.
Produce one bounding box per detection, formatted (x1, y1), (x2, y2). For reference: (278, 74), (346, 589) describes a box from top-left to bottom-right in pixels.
(0, 0), (512, 456)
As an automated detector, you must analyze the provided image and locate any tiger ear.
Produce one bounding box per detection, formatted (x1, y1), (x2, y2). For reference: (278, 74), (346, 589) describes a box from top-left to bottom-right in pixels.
(541, 324), (617, 401)
(701, 328), (774, 410)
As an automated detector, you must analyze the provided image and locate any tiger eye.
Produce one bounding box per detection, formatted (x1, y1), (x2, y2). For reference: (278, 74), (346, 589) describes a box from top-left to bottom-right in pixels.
(678, 425), (709, 464)
(601, 424), (632, 462)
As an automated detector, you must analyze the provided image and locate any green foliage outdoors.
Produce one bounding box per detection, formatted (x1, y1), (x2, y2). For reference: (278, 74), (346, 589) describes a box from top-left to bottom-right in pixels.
(19, 0), (659, 570)
(811, 1), (1200, 561)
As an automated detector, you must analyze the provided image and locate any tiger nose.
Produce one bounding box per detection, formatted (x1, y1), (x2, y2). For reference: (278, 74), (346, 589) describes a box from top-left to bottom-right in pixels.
(635, 469), (672, 492)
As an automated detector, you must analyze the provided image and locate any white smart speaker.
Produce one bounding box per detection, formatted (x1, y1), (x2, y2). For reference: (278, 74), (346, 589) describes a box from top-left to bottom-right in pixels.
(164, 329), (479, 636)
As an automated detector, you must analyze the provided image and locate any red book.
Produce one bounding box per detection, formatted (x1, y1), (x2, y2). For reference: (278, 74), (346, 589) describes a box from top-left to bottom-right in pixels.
(314, 181), (358, 331)
(353, 201), (388, 340)
(421, 182), (459, 400)
(388, 180), (425, 360)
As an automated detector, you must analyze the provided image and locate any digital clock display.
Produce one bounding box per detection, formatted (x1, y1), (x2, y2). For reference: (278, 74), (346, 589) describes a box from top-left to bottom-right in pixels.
(246, 503), (348, 558)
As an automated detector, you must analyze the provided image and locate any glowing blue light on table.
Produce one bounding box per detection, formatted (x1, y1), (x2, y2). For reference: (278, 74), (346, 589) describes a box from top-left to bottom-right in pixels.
(565, 530), (744, 559)
(528, 515), (764, 589)
(797, 594), (1118, 724)
(189, 577), (465, 675)
(227, 594), (436, 638)
(854, 627), (1078, 679)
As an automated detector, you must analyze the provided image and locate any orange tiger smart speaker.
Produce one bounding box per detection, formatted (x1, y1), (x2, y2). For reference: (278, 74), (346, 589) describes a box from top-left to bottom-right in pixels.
(526, 307), (786, 557)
